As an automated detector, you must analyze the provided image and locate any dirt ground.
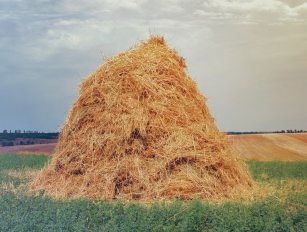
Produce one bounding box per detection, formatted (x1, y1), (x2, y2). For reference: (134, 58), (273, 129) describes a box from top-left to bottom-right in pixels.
(1, 133), (306, 161)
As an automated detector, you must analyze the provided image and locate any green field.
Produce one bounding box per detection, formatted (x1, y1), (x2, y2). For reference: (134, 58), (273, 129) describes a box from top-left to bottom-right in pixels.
(0, 154), (306, 232)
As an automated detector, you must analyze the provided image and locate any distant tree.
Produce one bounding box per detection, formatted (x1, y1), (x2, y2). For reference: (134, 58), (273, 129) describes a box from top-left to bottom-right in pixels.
(8, 141), (14, 146)
(1, 141), (14, 146)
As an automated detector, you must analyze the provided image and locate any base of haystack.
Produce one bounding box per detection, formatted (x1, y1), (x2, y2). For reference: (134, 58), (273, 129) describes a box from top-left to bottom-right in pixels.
(31, 159), (253, 201)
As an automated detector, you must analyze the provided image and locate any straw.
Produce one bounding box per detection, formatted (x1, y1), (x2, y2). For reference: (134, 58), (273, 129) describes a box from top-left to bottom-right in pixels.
(31, 36), (253, 201)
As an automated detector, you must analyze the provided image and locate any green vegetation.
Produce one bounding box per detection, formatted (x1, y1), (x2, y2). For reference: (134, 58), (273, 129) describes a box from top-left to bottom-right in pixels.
(0, 132), (58, 146)
(0, 154), (306, 232)
(0, 153), (50, 170)
(1, 194), (305, 232)
(247, 160), (307, 181)
(0, 132), (58, 140)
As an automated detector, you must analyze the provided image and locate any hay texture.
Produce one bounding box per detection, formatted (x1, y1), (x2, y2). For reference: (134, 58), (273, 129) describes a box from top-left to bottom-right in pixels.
(31, 36), (253, 201)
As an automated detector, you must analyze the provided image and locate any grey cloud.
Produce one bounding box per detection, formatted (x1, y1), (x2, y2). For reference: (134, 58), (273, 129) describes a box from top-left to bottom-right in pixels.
(197, 0), (307, 23)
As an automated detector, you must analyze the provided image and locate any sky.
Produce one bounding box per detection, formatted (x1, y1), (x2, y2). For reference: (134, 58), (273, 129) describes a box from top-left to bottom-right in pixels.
(0, 0), (306, 132)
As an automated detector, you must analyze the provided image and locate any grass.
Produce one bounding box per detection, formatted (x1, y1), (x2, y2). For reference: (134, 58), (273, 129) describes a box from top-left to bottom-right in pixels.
(0, 153), (50, 170)
(0, 154), (306, 231)
(1, 194), (305, 231)
(247, 160), (307, 181)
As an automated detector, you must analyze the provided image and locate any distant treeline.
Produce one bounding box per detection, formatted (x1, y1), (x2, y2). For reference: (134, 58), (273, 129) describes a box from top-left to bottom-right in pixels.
(227, 129), (306, 135)
(0, 129), (306, 141)
(0, 131), (59, 141)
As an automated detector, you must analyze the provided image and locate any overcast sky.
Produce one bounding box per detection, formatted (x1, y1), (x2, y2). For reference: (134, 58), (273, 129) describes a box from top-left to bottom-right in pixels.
(0, 0), (306, 132)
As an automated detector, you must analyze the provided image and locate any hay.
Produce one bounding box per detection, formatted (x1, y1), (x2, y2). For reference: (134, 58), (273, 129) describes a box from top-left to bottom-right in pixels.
(31, 36), (253, 201)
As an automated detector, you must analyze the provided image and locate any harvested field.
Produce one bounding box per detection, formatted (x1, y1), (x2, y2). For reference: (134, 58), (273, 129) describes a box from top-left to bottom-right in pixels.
(291, 133), (307, 143)
(230, 133), (307, 161)
(0, 143), (56, 155)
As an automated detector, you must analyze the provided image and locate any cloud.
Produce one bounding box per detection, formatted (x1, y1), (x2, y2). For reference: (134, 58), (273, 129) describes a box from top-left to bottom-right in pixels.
(196, 0), (307, 23)
(0, 0), (306, 131)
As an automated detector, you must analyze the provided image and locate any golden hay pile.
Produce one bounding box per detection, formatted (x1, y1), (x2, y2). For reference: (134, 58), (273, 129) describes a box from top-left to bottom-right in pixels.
(31, 36), (253, 201)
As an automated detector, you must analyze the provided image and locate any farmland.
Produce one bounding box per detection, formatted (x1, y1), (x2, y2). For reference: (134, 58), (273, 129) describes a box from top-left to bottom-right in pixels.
(1, 133), (306, 231)
(230, 133), (307, 161)
(0, 143), (56, 155)
(1, 133), (306, 161)
(0, 153), (306, 231)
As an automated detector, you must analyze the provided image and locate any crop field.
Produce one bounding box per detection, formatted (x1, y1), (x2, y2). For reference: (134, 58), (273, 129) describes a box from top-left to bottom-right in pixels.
(230, 133), (307, 161)
(0, 143), (56, 155)
(1, 133), (306, 161)
(0, 153), (306, 231)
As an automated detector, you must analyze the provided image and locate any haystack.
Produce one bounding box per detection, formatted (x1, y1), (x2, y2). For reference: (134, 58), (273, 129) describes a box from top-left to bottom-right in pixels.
(31, 36), (253, 201)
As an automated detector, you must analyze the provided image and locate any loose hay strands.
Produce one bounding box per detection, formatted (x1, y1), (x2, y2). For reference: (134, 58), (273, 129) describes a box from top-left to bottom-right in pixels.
(31, 36), (253, 201)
